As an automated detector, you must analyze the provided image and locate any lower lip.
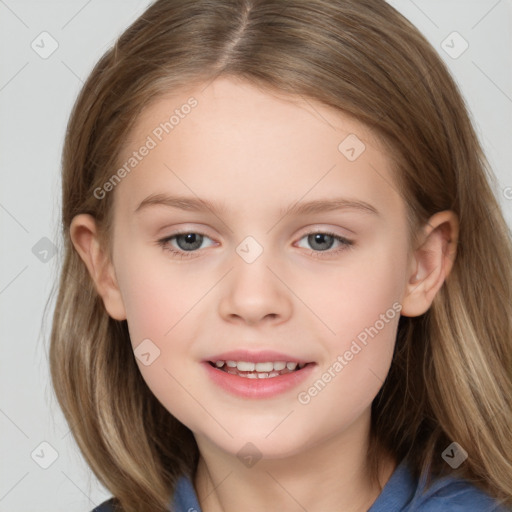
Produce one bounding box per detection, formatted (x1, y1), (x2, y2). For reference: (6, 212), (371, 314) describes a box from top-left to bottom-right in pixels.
(202, 361), (316, 399)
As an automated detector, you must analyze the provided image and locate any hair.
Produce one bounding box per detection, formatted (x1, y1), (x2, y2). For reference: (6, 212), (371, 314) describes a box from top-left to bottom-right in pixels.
(48, 0), (512, 510)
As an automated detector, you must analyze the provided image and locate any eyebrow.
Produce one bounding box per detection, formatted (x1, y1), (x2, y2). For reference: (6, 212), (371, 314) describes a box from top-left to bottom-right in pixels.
(134, 193), (379, 217)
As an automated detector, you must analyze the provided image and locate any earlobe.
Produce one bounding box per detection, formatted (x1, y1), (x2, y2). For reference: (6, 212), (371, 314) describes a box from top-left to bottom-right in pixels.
(401, 211), (459, 318)
(69, 214), (127, 321)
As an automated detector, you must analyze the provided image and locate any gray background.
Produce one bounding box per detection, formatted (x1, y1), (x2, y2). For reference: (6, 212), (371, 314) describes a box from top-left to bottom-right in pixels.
(0, 1), (511, 510)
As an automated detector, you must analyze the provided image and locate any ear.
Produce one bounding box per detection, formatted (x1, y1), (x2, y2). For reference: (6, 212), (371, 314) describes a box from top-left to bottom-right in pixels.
(401, 211), (459, 317)
(69, 214), (127, 321)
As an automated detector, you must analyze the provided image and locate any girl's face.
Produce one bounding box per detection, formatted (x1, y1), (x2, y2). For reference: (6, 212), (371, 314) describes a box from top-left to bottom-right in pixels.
(98, 77), (417, 461)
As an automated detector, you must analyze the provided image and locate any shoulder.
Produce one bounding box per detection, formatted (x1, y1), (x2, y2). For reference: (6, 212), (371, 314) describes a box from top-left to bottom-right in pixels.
(91, 497), (117, 511)
(90, 474), (202, 512)
(370, 458), (511, 512)
(411, 476), (510, 512)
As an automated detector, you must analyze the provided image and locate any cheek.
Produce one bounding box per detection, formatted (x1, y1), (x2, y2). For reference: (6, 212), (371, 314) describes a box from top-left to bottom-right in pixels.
(113, 246), (214, 426)
(117, 246), (205, 344)
(343, 248), (406, 336)
(297, 233), (408, 345)
(295, 251), (405, 429)
(294, 235), (407, 410)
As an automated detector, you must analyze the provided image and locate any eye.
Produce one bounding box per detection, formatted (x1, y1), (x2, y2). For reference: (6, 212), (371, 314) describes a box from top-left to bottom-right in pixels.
(157, 229), (354, 260)
(157, 231), (215, 259)
(295, 231), (354, 258)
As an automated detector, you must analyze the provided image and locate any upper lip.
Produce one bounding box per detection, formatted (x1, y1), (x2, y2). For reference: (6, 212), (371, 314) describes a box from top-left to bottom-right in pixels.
(205, 349), (314, 365)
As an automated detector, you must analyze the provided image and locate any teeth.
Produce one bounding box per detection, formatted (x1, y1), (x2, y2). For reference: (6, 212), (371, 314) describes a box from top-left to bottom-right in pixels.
(238, 371), (281, 379)
(216, 360), (304, 371)
(237, 361), (255, 371)
(255, 362), (273, 372)
(211, 359), (309, 378)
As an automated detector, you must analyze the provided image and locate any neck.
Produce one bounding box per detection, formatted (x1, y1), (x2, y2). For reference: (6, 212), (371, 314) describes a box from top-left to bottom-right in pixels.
(193, 413), (396, 512)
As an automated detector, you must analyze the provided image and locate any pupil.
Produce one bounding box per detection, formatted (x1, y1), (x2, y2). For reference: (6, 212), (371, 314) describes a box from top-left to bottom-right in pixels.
(177, 233), (202, 251)
(310, 233), (333, 251)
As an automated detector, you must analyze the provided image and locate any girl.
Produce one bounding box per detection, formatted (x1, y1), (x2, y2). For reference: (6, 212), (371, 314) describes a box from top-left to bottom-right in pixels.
(49, 0), (512, 511)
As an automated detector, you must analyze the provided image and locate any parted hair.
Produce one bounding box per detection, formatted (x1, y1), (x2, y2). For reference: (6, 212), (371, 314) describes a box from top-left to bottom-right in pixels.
(48, 0), (512, 510)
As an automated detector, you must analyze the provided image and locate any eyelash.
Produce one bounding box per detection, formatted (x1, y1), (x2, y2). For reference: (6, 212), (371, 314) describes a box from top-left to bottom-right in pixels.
(157, 229), (354, 260)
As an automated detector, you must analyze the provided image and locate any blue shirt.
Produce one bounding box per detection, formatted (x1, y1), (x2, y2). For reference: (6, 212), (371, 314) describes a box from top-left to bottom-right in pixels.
(92, 457), (511, 511)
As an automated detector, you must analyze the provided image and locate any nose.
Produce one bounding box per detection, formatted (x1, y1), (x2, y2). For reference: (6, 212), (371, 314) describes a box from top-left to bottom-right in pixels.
(217, 251), (293, 327)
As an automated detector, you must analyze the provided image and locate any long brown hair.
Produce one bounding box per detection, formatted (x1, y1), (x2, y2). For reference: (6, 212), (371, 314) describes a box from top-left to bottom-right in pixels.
(48, 0), (512, 510)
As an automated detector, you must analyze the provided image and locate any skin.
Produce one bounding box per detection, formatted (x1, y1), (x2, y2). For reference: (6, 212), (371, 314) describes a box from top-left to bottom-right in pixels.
(70, 76), (458, 512)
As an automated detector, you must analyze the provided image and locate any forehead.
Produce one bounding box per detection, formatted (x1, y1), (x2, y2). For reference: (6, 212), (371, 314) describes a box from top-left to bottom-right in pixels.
(126, 76), (385, 155)
(112, 76), (402, 219)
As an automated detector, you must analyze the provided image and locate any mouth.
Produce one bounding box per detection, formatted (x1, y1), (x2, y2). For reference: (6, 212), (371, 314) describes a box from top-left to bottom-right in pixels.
(202, 353), (317, 398)
(207, 360), (314, 379)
